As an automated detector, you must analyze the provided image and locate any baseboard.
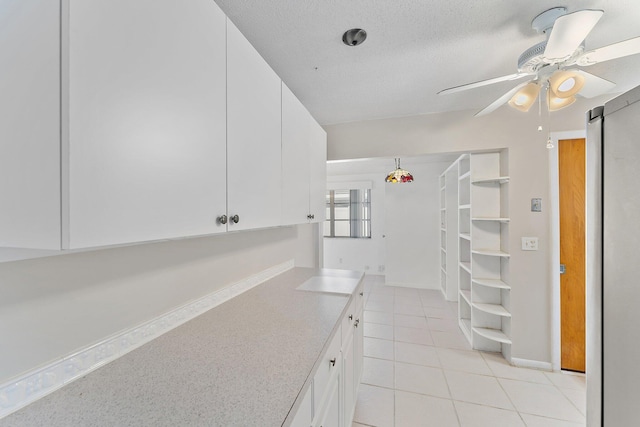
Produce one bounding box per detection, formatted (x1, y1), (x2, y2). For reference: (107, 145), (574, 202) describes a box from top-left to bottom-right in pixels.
(511, 357), (553, 371)
(0, 259), (295, 420)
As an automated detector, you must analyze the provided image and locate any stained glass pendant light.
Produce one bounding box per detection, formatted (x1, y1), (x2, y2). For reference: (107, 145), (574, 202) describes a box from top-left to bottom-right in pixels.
(385, 158), (414, 183)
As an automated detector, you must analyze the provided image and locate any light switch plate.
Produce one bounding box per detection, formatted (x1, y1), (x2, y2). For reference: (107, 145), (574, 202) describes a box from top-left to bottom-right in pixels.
(531, 198), (542, 212)
(522, 237), (538, 251)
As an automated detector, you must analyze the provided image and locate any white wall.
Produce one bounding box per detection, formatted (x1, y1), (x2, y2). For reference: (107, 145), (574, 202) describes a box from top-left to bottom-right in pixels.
(324, 160), (451, 289)
(0, 224), (318, 383)
(324, 94), (613, 364)
(385, 162), (451, 289)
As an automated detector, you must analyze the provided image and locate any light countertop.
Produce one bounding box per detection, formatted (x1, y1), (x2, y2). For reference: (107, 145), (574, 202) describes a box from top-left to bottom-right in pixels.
(1, 267), (363, 427)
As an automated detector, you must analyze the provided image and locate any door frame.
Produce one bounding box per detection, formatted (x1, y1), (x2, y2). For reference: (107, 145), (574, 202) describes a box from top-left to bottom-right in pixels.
(549, 130), (586, 371)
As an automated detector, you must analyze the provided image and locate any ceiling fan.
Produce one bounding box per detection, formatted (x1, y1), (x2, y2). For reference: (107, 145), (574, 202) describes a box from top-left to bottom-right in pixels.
(438, 7), (640, 116)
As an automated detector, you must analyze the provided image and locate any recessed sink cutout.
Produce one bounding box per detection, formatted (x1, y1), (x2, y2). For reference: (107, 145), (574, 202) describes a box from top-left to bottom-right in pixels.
(296, 276), (360, 295)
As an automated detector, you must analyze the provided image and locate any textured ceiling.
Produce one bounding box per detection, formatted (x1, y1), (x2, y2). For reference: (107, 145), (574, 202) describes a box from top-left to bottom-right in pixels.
(213, 0), (640, 125)
(327, 153), (460, 176)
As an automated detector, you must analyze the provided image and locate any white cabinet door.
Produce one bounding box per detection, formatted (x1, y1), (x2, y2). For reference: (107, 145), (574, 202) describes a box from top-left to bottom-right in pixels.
(281, 83), (312, 226)
(66, 0), (227, 248)
(226, 19), (282, 231)
(289, 385), (313, 427)
(316, 365), (342, 427)
(308, 120), (327, 223)
(0, 0), (61, 249)
(354, 310), (364, 388)
(342, 328), (355, 427)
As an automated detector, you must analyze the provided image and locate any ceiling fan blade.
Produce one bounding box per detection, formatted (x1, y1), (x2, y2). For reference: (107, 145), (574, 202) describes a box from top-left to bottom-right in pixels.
(543, 9), (603, 62)
(577, 36), (640, 66)
(438, 73), (532, 95)
(574, 70), (616, 98)
(474, 81), (531, 117)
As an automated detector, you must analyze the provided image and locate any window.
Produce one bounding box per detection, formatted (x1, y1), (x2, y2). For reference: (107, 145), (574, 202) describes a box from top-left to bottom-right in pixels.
(324, 189), (371, 238)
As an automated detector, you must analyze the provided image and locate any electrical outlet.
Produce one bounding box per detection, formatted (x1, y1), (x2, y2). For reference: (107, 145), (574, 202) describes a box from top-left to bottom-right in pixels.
(521, 237), (538, 251)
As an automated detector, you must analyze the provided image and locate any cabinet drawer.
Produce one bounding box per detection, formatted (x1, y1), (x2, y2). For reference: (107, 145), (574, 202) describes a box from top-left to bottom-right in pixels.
(313, 326), (341, 416)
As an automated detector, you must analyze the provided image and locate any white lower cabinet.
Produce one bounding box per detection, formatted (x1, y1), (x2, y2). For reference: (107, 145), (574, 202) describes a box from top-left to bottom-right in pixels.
(293, 281), (363, 427)
(289, 386), (313, 427)
(342, 329), (355, 427)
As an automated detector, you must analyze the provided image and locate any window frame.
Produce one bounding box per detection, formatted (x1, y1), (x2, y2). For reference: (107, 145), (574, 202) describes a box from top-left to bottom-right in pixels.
(324, 188), (371, 239)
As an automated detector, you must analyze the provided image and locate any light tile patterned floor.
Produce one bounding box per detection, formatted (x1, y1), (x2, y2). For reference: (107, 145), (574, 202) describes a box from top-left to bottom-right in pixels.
(353, 276), (586, 427)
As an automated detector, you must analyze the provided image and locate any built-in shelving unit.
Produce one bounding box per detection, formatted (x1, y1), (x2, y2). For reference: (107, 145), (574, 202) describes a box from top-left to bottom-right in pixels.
(439, 156), (463, 302)
(444, 150), (512, 360)
(465, 150), (511, 359)
(447, 150), (512, 360)
(457, 154), (471, 330)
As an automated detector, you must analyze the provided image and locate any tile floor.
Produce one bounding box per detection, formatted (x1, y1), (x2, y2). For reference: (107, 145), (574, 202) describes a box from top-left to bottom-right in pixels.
(353, 276), (586, 427)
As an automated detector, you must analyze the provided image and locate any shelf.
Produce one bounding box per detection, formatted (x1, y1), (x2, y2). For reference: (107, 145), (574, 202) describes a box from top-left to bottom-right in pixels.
(440, 186), (446, 191)
(472, 176), (510, 185)
(441, 267), (446, 274)
(458, 204), (471, 210)
(441, 228), (446, 232)
(441, 247), (446, 253)
(458, 171), (471, 181)
(472, 249), (510, 258)
(472, 327), (512, 344)
(473, 302), (511, 317)
(440, 207), (446, 211)
(459, 318), (472, 342)
(472, 278), (510, 290)
(459, 233), (471, 241)
(472, 217), (510, 223)
(460, 290), (471, 305)
(459, 262), (471, 274)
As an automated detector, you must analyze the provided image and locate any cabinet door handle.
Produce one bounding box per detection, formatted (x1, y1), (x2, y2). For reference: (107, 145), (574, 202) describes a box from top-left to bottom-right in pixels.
(330, 358), (336, 367)
(230, 214), (239, 224)
(354, 319), (360, 328)
(359, 292), (364, 296)
(311, 214), (315, 219)
(348, 314), (353, 321)
(307, 214), (312, 220)
(217, 215), (227, 225)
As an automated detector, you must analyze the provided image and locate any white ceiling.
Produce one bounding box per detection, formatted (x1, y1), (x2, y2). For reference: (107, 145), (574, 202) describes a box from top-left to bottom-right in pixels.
(327, 154), (460, 176)
(213, 0), (640, 125)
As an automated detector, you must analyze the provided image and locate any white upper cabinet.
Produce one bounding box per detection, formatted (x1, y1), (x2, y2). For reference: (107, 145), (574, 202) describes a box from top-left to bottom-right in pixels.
(281, 84), (327, 226)
(65, 0), (228, 248)
(281, 83), (312, 226)
(226, 19), (282, 231)
(309, 120), (327, 223)
(0, 1), (61, 249)
(0, 1), (325, 251)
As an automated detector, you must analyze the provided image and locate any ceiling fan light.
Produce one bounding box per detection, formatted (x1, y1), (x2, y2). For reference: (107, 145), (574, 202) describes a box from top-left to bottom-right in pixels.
(549, 70), (585, 98)
(548, 94), (577, 111)
(507, 82), (540, 112)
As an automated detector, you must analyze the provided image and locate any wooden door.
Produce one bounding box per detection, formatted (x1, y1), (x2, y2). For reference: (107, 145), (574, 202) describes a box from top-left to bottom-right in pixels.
(559, 138), (586, 372)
